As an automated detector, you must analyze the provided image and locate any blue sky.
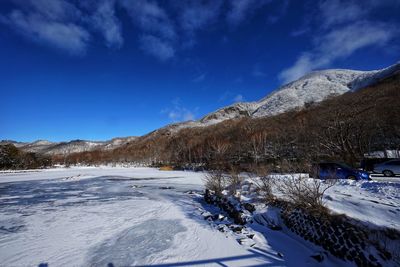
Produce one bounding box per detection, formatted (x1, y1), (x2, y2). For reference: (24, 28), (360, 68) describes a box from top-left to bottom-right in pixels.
(1, 0), (399, 142)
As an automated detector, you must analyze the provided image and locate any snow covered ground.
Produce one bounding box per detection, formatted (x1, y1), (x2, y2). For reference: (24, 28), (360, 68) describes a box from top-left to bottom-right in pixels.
(0, 167), (398, 266)
(324, 179), (400, 229)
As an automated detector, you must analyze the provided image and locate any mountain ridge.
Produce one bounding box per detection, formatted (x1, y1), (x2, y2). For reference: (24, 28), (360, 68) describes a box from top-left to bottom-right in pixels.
(3, 61), (399, 156)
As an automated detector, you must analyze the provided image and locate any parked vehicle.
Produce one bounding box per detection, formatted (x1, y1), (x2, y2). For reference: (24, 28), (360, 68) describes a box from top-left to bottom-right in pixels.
(360, 158), (391, 171)
(373, 160), (400, 177)
(312, 162), (370, 180)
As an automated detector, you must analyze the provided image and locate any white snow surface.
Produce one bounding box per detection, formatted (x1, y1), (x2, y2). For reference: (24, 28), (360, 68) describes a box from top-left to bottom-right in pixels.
(325, 179), (400, 229)
(249, 174), (400, 229)
(0, 168), (398, 266)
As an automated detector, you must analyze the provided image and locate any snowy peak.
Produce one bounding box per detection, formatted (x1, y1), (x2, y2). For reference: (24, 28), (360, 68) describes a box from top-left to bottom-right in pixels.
(155, 62), (399, 134)
(13, 137), (137, 155)
(253, 62), (400, 117)
(349, 61), (400, 91)
(252, 69), (364, 117)
(199, 102), (258, 124)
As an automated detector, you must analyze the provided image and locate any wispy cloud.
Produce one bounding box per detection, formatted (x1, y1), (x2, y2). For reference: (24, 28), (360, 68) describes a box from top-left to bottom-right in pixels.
(280, 0), (399, 83)
(87, 0), (123, 49)
(139, 34), (175, 61)
(178, 0), (223, 32)
(252, 65), (267, 78)
(226, 0), (272, 26)
(0, 0), (288, 59)
(119, 0), (175, 40)
(318, 0), (366, 28)
(0, 9), (90, 55)
(0, 0), (124, 54)
(290, 27), (310, 37)
(161, 98), (198, 122)
(219, 91), (246, 103)
(267, 0), (289, 24)
(192, 73), (206, 83)
(233, 94), (244, 102)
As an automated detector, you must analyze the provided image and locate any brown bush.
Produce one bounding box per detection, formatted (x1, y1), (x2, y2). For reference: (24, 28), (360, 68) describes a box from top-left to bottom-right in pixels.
(203, 170), (228, 197)
(277, 174), (336, 212)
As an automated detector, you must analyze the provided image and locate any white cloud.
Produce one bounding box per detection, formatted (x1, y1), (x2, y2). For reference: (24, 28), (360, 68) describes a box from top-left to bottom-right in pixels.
(192, 73), (206, 82)
(178, 0), (223, 32)
(183, 111), (195, 121)
(89, 0), (123, 48)
(161, 98), (197, 122)
(23, 0), (82, 21)
(139, 34), (175, 61)
(252, 65), (267, 77)
(318, 0), (366, 28)
(279, 53), (313, 84)
(0, 0), (127, 54)
(1, 10), (90, 55)
(233, 94), (244, 102)
(280, 0), (399, 84)
(219, 91), (245, 103)
(227, 0), (271, 25)
(119, 0), (175, 40)
(267, 0), (289, 24)
(290, 27), (310, 37)
(280, 21), (397, 83)
(0, 0), (300, 60)
(119, 0), (176, 60)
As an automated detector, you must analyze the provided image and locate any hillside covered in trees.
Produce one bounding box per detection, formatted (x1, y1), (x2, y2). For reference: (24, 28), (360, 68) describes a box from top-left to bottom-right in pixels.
(54, 73), (400, 171)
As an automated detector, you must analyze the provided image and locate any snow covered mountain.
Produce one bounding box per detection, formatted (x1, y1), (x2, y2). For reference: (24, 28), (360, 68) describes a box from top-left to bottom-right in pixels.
(201, 61), (400, 122)
(252, 62), (400, 117)
(143, 62), (400, 138)
(151, 61), (400, 135)
(4, 62), (399, 155)
(1, 137), (137, 155)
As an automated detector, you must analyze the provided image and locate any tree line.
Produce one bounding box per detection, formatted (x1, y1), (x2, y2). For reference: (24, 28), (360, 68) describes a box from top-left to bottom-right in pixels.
(48, 74), (400, 171)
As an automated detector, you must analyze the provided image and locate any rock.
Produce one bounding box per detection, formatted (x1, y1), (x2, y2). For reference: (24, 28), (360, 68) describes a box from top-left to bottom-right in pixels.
(269, 225), (283, 231)
(368, 254), (377, 262)
(247, 234), (255, 239)
(242, 203), (256, 213)
(159, 186), (174, 190)
(202, 211), (213, 221)
(217, 225), (227, 233)
(212, 214), (220, 221)
(311, 253), (324, 262)
(232, 225), (243, 233)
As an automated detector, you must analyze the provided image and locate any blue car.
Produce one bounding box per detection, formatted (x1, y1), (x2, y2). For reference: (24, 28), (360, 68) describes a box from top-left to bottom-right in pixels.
(313, 162), (370, 180)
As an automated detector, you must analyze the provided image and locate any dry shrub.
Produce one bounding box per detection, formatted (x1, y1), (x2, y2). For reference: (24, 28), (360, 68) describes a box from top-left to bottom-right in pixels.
(249, 164), (275, 203)
(159, 166), (174, 171)
(203, 170), (227, 196)
(227, 166), (243, 198)
(277, 174), (336, 211)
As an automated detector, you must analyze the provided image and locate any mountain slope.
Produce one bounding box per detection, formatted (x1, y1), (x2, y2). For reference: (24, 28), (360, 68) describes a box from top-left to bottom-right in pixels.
(1, 137), (137, 156)
(5, 62), (399, 157)
(144, 61), (400, 136)
(252, 62), (400, 117)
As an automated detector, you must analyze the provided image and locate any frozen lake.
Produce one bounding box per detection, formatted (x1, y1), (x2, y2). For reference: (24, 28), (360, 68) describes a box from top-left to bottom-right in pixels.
(0, 168), (277, 266)
(1, 167), (381, 267)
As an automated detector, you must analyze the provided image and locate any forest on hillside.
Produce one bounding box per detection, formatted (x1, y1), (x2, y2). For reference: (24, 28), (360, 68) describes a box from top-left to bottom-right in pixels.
(2, 74), (399, 171)
(58, 74), (400, 171)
